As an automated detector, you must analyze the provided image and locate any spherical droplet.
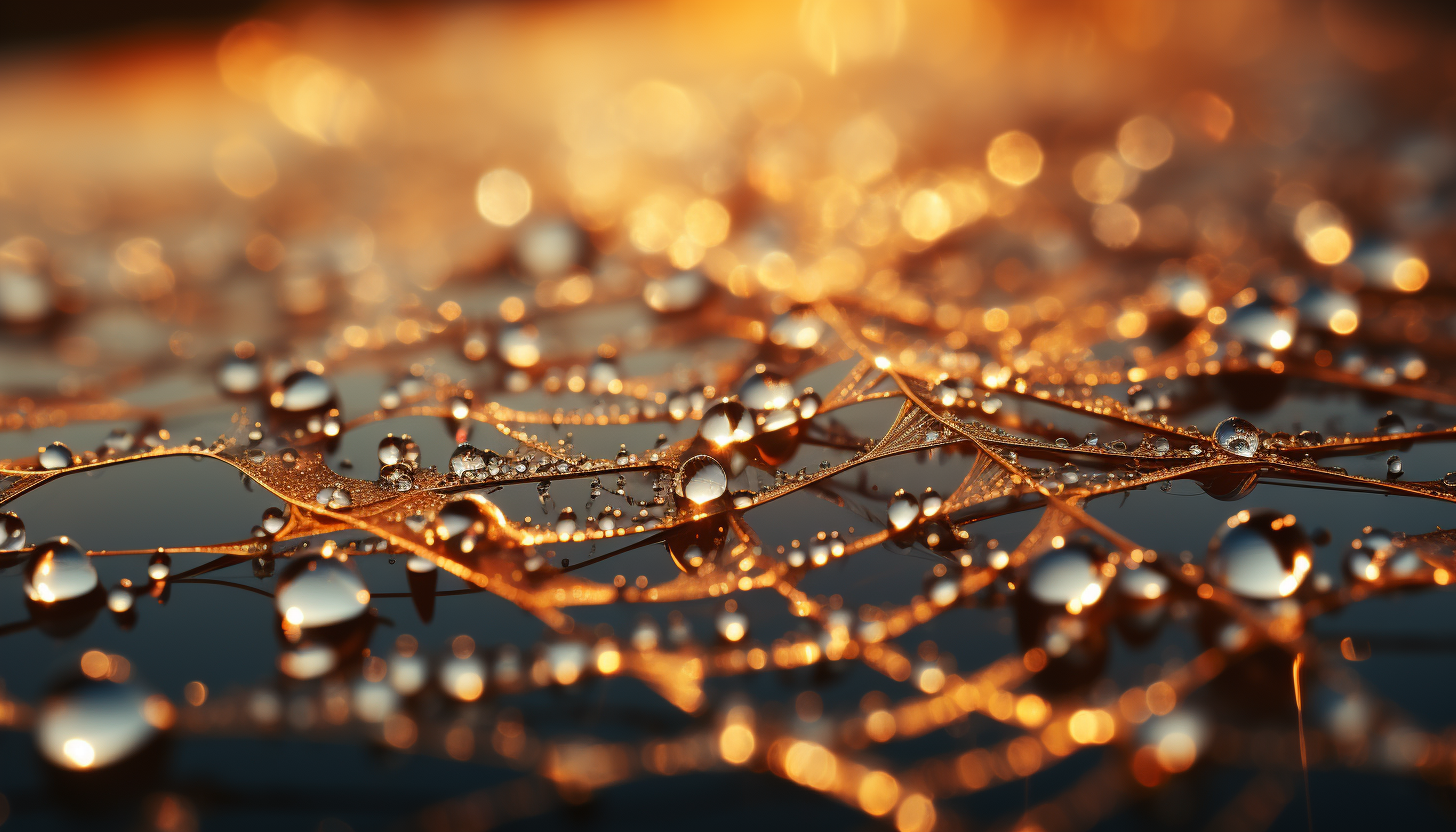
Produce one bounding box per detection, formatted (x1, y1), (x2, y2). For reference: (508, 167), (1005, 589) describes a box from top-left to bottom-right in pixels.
(699, 401), (755, 447)
(677, 455), (728, 505)
(920, 489), (943, 517)
(261, 506), (289, 535)
(555, 508), (578, 538)
(1023, 545), (1105, 610)
(25, 537), (97, 604)
(217, 353), (263, 394)
(1387, 455), (1403, 477)
(738, 370), (796, 411)
(274, 555), (370, 628)
(798, 391), (822, 419)
(1213, 417), (1259, 458)
(1207, 510), (1312, 599)
(887, 489), (920, 531)
(36, 678), (157, 770)
(107, 584), (134, 614)
(449, 444), (498, 478)
(270, 369), (335, 412)
(1, 511), (25, 551)
(147, 553), (171, 581)
(39, 442), (74, 470)
(1375, 411), (1405, 436)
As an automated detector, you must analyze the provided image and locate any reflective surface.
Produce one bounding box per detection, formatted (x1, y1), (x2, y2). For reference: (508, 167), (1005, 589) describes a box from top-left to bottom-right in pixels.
(2, 1), (1456, 831)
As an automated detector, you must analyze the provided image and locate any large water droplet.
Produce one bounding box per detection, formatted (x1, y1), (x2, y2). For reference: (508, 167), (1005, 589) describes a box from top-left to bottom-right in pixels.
(449, 443), (498, 478)
(1223, 299), (1295, 351)
(1023, 545), (1106, 610)
(798, 391), (822, 419)
(1213, 417), (1259, 458)
(499, 324), (542, 368)
(39, 441), (74, 470)
(25, 538), (98, 604)
(676, 455), (727, 505)
(435, 501), (481, 540)
(887, 489), (920, 531)
(217, 353), (263, 394)
(739, 370), (795, 411)
(274, 555), (370, 628)
(1, 511), (24, 550)
(380, 463), (415, 492)
(1207, 510), (1312, 599)
(36, 678), (157, 770)
(698, 401), (755, 447)
(1375, 411), (1405, 435)
(261, 505), (289, 535)
(107, 585), (134, 613)
(147, 553), (170, 581)
(271, 369), (335, 412)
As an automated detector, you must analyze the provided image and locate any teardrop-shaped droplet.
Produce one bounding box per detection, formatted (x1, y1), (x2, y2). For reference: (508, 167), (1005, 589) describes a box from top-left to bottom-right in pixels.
(274, 555), (370, 628)
(698, 401), (755, 447)
(555, 508), (578, 538)
(739, 370), (795, 411)
(25, 537), (98, 604)
(887, 490), (920, 531)
(270, 369), (335, 412)
(1207, 510), (1312, 599)
(36, 678), (158, 770)
(1, 511), (25, 551)
(1023, 545), (1106, 610)
(676, 455), (728, 505)
(39, 442), (74, 470)
(1213, 417), (1259, 458)
(920, 489), (943, 517)
(217, 353), (263, 394)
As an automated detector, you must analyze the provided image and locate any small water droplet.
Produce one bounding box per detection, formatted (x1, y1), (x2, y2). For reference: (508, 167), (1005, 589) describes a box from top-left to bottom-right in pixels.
(555, 508), (578, 538)
(698, 401), (755, 447)
(1386, 455), (1403, 477)
(449, 443), (498, 478)
(36, 677), (157, 770)
(261, 506), (288, 535)
(147, 553), (170, 581)
(271, 369), (335, 412)
(798, 390), (822, 419)
(920, 488), (943, 517)
(107, 584), (134, 613)
(1375, 411), (1406, 435)
(24, 537), (98, 604)
(677, 455), (728, 505)
(1023, 545), (1105, 609)
(1, 511), (25, 551)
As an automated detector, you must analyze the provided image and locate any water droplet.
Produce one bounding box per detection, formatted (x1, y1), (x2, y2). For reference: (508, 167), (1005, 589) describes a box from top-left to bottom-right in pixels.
(1023, 545), (1105, 609)
(315, 487), (353, 509)
(1223, 298), (1296, 351)
(1115, 564), (1170, 600)
(24, 537), (98, 604)
(405, 555), (436, 574)
(760, 407), (799, 433)
(449, 443), (498, 478)
(667, 392), (692, 421)
(798, 390), (822, 419)
(270, 369), (335, 412)
(597, 509), (617, 532)
(676, 455), (728, 505)
(217, 353), (263, 394)
(1296, 430), (1323, 447)
(1207, 510), (1312, 599)
(449, 396), (471, 420)
(274, 555), (370, 628)
(699, 401), (755, 447)
(768, 307), (825, 348)
(887, 489), (920, 531)
(555, 508), (578, 538)
(1444, 472), (1456, 487)
(39, 441), (74, 470)
(36, 678), (157, 770)
(107, 584), (134, 614)
(1375, 411), (1405, 435)
(436, 501), (481, 540)
(261, 506), (289, 535)
(147, 553), (170, 581)
(731, 490), (755, 509)
(1083, 433), (1099, 447)
(1213, 417), (1259, 458)
(1387, 455), (1403, 477)
(102, 428), (134, 454)
(499, 324), (542, 368)
(1144, 435), (1170, 456)
(920, 488), (943, 517)
(380, 463), (415, 492)
(1, 511), (25, 551)
(378, 434), (421, 466)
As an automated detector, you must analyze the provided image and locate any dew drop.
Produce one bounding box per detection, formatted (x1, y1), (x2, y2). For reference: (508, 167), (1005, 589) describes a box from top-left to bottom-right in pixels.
(24, 537), (97, 605)
(1, 511), (25, 551)
(261, 506), (288, 535)
(887, 489), (920, 531)
(676, 455), (728, 505)
(798, 390), (822, 419)
(380, 463), (415, 492)
(147, 553), (171, 581)
(1375, 411), (1406, 435)
(1023, 545), (1105, 609)
(1386, 455), (1403, 477)
(107, 585), (134, 614)
(271, 369), (335, 412)
(449, 443), (498, 477)
(274, 555), (370, 628)
(1207, 510), (1312, 599)
(698, 401), (755, 447)
(39, 441), (74, 470)
(449, 396), (471, 420)
(555, 507), (578, 538)
(36, 678), (157, 770)
(920, 488), (943, 517)
(1213, 417), (1259, 458)
(217, 353), (263, 394)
